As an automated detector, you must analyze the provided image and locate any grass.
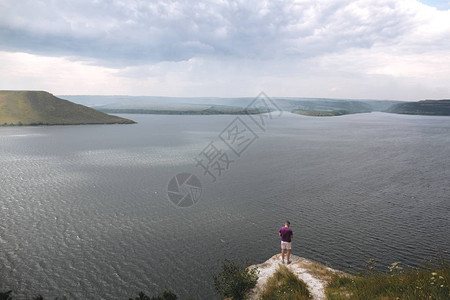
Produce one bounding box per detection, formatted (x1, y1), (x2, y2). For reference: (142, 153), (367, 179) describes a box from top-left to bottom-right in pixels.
(260, 265), (311, 300)
(0, 90), (135, 126)
(325, 259), (449, 300)
(298, 260), (335, 279)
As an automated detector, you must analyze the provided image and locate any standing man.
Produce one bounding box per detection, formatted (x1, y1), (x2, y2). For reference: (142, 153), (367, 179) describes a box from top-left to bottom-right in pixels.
(279, 221), (293, 264)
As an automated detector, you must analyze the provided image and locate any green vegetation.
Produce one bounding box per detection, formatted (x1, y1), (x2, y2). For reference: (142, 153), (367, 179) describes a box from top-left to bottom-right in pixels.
(387, 100), (450, 116)
(97, 106), (270, 115)
(82, 95), (400, 116)
(292, 99), (450, 117)
(284, 99), (381, 117)
(128, 290), (178, 300)
(3, 257), (449, 299)
(63, 95), (417, 117)
(0, 290), (12, 300)
(326, 259), (449, 300)
(213, 259), (259, 300)
(292, 110), (350, 117)
(260, 265), (311, 300)
(0, 91), (135, 126)
(281, 99), (373, 116)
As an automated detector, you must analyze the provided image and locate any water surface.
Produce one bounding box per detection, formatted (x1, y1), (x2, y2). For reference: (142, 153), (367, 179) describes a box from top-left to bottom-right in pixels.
(0, 112), (449, 299)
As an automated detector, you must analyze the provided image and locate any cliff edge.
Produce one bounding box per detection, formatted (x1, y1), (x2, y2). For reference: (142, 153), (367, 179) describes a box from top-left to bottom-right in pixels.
(248, 254), (349, 300)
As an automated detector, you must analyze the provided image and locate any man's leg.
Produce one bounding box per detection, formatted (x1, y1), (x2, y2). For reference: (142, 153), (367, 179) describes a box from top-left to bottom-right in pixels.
(286, 249), (291, 263)
(281, 248), (285, 262)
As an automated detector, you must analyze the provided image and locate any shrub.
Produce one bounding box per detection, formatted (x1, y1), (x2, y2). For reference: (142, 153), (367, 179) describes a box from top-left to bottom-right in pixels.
(260, 265), (311, 300)
(128, 290), (177, 300)
(213, 259), (259, 300)
(0, 290), (12, 300)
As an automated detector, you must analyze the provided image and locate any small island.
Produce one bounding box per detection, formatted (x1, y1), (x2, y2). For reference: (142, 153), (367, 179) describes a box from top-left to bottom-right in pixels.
(0, 91), (135, 126)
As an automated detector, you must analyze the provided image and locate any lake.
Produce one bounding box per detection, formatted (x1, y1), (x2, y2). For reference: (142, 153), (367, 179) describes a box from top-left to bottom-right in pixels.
(0, 112), (449, 299)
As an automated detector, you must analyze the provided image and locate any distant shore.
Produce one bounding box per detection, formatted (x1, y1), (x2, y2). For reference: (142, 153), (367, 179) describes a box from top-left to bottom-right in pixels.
(96, 107), (269, 115)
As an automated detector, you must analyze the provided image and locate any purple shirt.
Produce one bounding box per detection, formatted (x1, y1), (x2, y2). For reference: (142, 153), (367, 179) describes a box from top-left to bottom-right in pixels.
(279, 227), (293, 242)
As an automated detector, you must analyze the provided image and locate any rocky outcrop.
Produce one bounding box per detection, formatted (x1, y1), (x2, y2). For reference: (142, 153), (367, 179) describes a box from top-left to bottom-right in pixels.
(248, 254), (349, 300)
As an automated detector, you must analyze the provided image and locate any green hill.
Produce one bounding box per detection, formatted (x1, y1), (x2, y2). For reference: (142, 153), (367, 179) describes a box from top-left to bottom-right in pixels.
(0, 91), (135, 126)
(387, 100), (450, 116)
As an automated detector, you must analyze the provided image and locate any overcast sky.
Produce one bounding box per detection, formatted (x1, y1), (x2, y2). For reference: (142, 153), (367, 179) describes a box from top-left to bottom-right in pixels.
(1, 0), (449, 100)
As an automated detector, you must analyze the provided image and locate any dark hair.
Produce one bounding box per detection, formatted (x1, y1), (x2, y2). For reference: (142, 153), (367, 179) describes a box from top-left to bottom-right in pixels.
(285, 221), (290, 226)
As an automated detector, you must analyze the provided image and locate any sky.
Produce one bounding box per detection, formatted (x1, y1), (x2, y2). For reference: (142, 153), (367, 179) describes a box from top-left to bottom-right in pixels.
(0, 0), (449, 100)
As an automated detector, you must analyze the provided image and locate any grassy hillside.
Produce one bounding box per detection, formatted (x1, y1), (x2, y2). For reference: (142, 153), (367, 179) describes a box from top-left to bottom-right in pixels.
(326, 260), (449, 300)
(0, 91), (135, 126)
(387, 100), (450, 116)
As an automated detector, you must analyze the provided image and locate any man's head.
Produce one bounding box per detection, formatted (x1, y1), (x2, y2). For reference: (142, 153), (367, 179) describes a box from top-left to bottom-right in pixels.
(285, 221), (290, 227)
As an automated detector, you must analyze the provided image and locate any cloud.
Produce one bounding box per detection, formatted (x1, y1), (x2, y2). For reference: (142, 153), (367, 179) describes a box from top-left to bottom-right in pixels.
(0, 51), (133, 94)
(0, 0), (449, 99)
(2, 0), (445, 65)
